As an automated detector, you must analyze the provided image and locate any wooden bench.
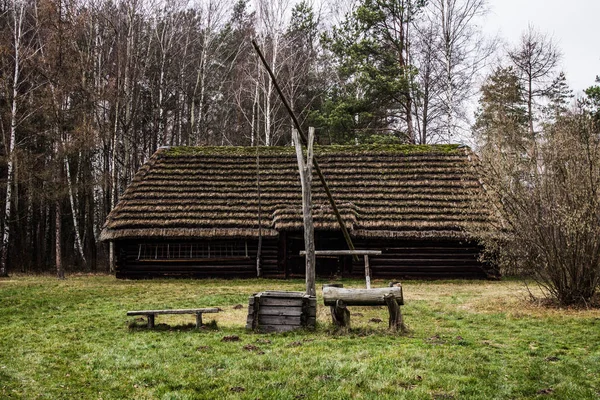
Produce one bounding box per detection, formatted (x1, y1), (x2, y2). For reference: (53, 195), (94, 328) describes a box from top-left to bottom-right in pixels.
(127, 308), (220, 328)
(322, 285), (405, 331)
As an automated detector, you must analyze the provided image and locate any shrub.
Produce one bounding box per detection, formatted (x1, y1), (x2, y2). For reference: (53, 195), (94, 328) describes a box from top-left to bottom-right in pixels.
(472, 114), (600, 306)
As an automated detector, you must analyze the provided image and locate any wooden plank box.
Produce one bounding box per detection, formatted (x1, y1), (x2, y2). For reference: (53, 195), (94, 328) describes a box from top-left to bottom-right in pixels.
(246, 291), (317, 333)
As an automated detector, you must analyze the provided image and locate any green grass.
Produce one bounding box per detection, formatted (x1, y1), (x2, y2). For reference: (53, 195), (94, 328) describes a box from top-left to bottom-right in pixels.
(1, 276), (599, 399)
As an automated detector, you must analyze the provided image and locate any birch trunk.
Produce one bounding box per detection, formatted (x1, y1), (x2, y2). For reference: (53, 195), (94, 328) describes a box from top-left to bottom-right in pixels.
(64, 156), (87, 266)
(56, 199), (64, 280)
(1, 1), (25, 277)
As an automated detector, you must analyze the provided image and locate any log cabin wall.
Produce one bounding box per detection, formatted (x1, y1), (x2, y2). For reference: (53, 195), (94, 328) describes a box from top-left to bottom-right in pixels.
(349, 239), (496, 279)
(281, 234), (495, 280)
(115, 238), (281, 279)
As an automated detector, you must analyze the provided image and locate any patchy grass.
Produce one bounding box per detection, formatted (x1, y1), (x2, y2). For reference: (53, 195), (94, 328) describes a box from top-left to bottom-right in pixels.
(1, 275), (599, 399)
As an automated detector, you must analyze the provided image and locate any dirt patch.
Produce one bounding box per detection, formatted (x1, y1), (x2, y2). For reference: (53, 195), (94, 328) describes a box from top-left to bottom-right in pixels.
(221, 335), (240, 342)
(243, 344), (264, 354)
(232, 304), (244, 310)
(427, 334), (446, 345)
(537, 388), (554, 395)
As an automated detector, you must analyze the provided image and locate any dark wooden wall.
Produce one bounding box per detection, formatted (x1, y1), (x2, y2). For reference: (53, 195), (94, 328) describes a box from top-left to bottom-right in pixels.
(115, 239), (280, 279)
(115, 236), (497, 280)
(348, 239), (496, 279)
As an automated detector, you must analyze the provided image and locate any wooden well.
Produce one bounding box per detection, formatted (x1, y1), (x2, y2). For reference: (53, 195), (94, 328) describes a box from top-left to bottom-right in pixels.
(246, 291), (317, 332)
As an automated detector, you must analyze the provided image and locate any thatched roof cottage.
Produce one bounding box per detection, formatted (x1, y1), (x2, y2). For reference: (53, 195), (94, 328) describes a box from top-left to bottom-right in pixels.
(100, 144), (497, 279)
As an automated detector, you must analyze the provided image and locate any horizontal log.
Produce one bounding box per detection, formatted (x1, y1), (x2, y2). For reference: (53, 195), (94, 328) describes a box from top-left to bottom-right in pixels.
(255, 324), (302, 333)
(299, 250), (382, 256)
(124, 265), (256, 272)
(323, 287), (403, 306)
(369, 271), (487, 278)
(371, 265), (484, 271)
(248, 297), (316, 307)
(258, 291), (308, 298)
(116, 271), (258, 279)
(247, 306), (317, 317)
(257, 315), (302, 325)
(127, 308), (219, 316)
(369, 259), (480, 266)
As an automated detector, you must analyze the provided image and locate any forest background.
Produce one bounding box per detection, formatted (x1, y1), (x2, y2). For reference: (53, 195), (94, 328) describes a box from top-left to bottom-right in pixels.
(0, 0), (598, 276)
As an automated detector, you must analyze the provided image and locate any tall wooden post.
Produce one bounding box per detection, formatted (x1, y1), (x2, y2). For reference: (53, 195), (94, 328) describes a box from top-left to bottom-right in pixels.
(293, 127), (316, 296)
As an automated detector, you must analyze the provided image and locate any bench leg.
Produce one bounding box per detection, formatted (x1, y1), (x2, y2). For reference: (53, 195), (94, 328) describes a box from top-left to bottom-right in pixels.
(195, 313), (203, 328)
(384, 295), (406, 332)
(147, 314), (155, 329)
(331, 300), (350, 328)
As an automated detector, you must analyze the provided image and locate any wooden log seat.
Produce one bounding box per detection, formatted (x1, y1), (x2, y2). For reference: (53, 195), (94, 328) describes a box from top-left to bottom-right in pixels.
(127, 308), (220, 328)
(322, 286), (405, 331)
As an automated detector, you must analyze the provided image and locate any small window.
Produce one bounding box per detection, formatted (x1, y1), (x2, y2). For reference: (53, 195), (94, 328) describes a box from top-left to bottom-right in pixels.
(137, 241), (249, 260)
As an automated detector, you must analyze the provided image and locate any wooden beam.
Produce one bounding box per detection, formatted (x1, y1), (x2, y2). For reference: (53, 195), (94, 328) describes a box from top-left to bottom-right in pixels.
(127, 308), (219, 315)
(364, 255), (371, 289)
(252, 40), (358, 261)
(300, 250), (382, 256)
(293, 128), (316, 297)
(322, 286), (404, 306)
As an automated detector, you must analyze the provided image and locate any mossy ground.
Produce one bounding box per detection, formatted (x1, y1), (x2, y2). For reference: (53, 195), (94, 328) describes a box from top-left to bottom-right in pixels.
(1, 276), (599, 399)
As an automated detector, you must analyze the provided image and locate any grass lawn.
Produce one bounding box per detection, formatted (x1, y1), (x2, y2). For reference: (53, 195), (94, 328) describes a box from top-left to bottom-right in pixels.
(1, 275), (599, 399)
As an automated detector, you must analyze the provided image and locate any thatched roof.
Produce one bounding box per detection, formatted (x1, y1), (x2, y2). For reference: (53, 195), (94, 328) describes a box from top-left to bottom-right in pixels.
(100, 144), (491, 241)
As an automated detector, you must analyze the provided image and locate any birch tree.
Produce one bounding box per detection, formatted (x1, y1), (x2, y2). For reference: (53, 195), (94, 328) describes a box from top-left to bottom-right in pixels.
(416, 0), (494, 142)
(1, 0), (38, 276)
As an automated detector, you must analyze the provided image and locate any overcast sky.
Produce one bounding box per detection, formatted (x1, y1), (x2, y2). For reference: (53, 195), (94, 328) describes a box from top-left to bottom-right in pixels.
(483, 0), (600, 95)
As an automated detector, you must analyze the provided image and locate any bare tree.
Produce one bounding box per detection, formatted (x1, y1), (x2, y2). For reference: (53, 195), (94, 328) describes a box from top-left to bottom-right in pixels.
(507, 25), (560, 137)
(413, 0), (495, 143)
(1, 0), (39, 276)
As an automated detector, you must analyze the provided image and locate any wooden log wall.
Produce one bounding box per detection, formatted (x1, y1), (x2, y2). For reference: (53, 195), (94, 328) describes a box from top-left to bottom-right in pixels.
(115, 238), (281, 279)
(114, 237), (497, 280)
(348, 239), (497, 279)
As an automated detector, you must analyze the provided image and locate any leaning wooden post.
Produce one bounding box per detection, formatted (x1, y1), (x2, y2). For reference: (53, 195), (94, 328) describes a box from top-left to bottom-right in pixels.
(252, 40), (358, 262)
(293, 127), (316, 296)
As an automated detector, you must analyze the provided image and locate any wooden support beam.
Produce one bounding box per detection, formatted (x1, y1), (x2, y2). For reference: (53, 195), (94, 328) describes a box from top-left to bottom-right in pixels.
(252, 40), (358, 261)
(364, 255), (371, 289)
(300, 250), (382, 256)
(293, 128), (316, 297)
(384, 294), (404, 332)
(331, 299), (351, 328)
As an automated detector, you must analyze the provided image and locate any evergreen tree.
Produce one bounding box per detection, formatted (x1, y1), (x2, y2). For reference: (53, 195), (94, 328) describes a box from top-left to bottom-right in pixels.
(583, 75), (600, 122)
(543, 72), (573, 122)
(320, 0), (424, 144)
(474, 66), (528, 150)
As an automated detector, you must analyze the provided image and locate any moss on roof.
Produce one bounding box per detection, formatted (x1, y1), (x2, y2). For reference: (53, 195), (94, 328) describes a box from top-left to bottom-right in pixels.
(163, 144), (463, 157)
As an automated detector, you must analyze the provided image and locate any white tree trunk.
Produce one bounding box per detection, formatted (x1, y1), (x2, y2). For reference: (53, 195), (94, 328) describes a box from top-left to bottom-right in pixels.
(1, 1), (25, 276)
(64, 156), (87, 266)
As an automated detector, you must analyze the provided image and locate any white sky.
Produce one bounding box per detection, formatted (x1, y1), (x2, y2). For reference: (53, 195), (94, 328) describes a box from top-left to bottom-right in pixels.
(483, 0), (600, 95)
